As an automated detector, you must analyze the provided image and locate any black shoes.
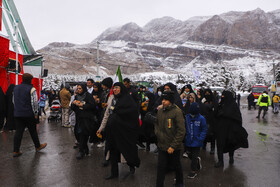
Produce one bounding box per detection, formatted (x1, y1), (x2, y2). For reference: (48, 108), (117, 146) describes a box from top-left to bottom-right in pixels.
(214, 161), (224, 168)
(105, 174), (118, 180)
(129, 166), (135, 174)
(76, 152), (85, 160)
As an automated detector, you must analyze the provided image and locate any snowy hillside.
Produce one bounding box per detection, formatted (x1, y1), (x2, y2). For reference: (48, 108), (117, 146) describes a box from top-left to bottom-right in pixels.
(41, 8), (280, 91)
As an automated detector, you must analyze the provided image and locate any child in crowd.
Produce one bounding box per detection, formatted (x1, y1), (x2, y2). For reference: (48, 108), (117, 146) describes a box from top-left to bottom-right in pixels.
(185, 102), (207, 179)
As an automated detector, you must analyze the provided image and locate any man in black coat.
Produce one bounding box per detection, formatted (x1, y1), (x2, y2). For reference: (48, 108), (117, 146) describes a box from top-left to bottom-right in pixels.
(247, 92), (256, 110)
(123, 78), (139, 105)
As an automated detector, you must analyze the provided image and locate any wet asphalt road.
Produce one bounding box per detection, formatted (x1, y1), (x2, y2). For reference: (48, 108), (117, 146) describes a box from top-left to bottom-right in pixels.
(0, 104), (280, 187)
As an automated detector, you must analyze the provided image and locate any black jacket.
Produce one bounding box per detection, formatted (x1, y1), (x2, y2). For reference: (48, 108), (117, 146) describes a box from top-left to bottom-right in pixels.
(71, 92), (97, 135)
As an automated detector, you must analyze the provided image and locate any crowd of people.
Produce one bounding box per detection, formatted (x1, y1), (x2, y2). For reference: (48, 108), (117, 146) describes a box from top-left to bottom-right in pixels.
(0, 74), (252, 187)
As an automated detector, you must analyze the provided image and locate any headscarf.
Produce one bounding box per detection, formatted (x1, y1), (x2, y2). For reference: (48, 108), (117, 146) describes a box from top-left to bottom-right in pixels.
(113, 82), (128, 98)
(146, 92), (156, 112)
(204, 89), (213, 103)
(180, 84), (195, 95)
(93, 82), (102, 98)
(76, 83), (87, 101)
(220, 90), (235, 105)
(189, 93), (196, 103)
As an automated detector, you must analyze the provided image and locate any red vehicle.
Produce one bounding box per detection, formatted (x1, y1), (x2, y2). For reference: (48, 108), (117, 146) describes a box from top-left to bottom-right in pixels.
(251, 85), (268, 101)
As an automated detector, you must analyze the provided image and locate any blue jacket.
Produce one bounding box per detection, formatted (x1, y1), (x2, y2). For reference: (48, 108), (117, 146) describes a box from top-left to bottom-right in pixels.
(39, 93), (46, 107)
(185, 113), (207, 147)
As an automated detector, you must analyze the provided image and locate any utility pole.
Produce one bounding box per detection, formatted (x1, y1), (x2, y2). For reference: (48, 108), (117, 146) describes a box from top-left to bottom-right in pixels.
(96, 41), (101, 81)
(273, 63), (276, 83)
(15, 20), (19, 85)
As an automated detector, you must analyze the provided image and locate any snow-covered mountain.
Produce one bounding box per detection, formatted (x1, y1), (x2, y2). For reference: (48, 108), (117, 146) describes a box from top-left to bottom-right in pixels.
(39, 8), (280, 90)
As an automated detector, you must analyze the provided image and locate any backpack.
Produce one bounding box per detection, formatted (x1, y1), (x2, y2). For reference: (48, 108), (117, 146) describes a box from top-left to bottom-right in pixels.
(261, 95), (268, 103)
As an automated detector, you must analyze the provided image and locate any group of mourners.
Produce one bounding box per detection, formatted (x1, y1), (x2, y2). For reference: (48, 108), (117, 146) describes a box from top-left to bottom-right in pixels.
(0, 73), (249, 187)
(54, 77), (249, 187)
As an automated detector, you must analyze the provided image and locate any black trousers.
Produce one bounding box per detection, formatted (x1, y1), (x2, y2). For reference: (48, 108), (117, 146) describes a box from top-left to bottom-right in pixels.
(258, 106), (268, 117)
(14, 117), (41, 152)
(39, 106), (46, 115)
(156, 150), (183, 187)
(186, 147), (200, 171)
(79, 132), (89, 154)
(248, 102), (256, 110)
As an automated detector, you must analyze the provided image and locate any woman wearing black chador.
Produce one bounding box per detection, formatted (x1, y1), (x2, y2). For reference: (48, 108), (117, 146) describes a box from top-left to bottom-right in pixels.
(99, 82), (140, 180)
(214, 90), (248, 168)
(71, 84), (97, 159)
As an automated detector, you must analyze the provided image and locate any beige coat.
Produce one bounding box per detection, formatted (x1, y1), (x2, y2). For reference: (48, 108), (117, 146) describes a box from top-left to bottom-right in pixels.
(59, 88), (71, 108)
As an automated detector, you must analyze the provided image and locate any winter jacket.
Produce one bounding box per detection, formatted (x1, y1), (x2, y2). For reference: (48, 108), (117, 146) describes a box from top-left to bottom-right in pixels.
(14, 82), (35, 117)
(257, 93), (271, 107)
(185, 114), (207, 147)
(154, 104), (185, 151)
(59, 88), (71, 108)
(39, 93), (46, 107)
(272, 95), (280, 103)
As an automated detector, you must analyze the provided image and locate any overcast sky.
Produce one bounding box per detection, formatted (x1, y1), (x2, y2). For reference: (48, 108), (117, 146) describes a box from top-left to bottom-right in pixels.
(4, 0), (280, 50)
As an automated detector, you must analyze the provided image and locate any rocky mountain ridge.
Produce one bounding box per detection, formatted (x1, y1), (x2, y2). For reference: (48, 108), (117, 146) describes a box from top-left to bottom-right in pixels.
(39, 8), (280, 88)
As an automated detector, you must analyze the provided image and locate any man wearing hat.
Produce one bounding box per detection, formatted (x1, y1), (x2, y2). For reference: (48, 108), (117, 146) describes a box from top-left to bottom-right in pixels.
(154, 91), (185, 187)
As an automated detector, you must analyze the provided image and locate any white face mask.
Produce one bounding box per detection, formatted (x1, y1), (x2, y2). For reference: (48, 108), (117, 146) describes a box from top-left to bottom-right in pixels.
(158, 91), (162, 97)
